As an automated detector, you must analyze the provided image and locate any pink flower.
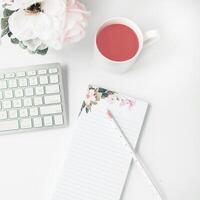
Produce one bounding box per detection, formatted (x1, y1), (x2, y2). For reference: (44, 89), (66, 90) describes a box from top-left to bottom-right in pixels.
(120, 99), (135, 109)
(60, 0), (90, 44)
(85, 89), (96, 106)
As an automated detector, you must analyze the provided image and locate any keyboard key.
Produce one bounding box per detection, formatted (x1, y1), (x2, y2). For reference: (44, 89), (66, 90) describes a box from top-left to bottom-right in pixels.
(14, 89), (23, 97)
(33, 117), (42, 128)
(40, 105), (62, 115)
(29, 77), (38, 86)
(35, 86), (44, 95)
(16, 71), (25, 77)
(27, 70), (36, 76)
(38, 69), (47, 75)
(45, 85), (60, 94)
(0, 80), (7, 89)
(8, 79), (17, 88)
(0, 111), (7, 120)
(2, 100), (11, 109)
(23, 98), (32, 107)
(29, 107), (39, 116)
(19, 108), (28, 117)
(54, 115), (63, 125)
(44, 116), (53, 126)
(0, 73), (4, 79)
(0, 120), (19, 131)
(39, 76), (48, 84)
(25, 88), (34, 96)
(44, 95), (61, 105)
(18, 78), (28, 87)
(4, 90), (13, 99)
(20, 118), (32, 129)
(49, 68), (58, 74)
(5, 73), (15, 78)
(13, 99), (22, 108)
(49, 75), (59, 83)
(34, 97), (43, 106)
(9, 110), (18, 118)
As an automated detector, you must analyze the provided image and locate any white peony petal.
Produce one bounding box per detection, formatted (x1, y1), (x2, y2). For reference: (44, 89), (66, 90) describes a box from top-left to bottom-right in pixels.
(66, 23), (83, 38)
(9, 9), (61, 42)
(22, 0), (44, 9)
(68, 30), (85, 43)
(45, 38), (63, 49)
(37, 13), (64, 41)
(3, 0), (23, 10)
(65, 12), (85, 32)
(42, 0), (66, 16)
(4, 0), (44, 10)
(67, 0), (75, 7)
(8, 9), (38, 40)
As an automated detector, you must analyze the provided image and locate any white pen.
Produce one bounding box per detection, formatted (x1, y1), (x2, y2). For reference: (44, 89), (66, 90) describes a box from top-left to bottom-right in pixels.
(106, 109), (163, 200)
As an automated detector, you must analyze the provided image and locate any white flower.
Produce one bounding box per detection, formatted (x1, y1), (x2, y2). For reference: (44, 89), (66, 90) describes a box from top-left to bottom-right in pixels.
(3, 0), (41, 10)
(7, 0), (66, 49)
(5, 0), (89, 50)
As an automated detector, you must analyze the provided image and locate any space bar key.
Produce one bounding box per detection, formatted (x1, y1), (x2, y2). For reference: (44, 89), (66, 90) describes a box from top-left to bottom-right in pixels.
(0, 120), (19, 132)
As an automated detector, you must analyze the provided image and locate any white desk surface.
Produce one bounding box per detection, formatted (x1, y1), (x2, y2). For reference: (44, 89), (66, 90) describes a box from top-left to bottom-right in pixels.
(0, 0), (199, 199)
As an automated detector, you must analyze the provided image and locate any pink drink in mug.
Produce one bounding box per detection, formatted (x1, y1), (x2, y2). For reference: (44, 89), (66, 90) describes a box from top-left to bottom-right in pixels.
(95, 17), (160, 73)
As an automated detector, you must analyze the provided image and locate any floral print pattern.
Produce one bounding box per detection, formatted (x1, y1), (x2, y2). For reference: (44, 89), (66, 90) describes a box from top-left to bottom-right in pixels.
(80, 85), (135, 114)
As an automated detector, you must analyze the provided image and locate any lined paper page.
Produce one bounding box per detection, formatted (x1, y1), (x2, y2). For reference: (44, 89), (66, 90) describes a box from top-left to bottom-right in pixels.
(52, 86), (148, 200)
(108, 97), (148, 148)
(53, 105), (132, 200)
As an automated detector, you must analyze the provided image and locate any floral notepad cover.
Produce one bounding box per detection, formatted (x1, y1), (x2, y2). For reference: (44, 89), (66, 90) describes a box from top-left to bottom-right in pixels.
(79, 85), (148, 148)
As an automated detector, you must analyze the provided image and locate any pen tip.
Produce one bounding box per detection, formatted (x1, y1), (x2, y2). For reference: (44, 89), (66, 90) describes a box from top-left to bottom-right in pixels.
(107, 110), (113, 118)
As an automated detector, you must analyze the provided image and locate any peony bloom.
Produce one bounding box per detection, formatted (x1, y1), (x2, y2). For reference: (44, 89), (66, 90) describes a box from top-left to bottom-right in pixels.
(61, 0), (89, 43)
(85, 88), (97, 106)
(1, 0), (89, 53)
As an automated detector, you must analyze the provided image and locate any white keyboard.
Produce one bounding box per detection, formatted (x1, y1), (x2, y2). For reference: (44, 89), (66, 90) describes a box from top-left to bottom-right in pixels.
(0, 63), (67, 135)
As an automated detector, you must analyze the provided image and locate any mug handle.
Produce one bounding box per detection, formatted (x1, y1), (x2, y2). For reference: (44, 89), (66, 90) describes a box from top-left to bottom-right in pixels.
(143, 30), (160, 48)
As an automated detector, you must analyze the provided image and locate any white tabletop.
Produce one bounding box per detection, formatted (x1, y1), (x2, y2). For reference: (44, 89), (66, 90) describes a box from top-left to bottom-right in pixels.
(0, 0), (199, 200)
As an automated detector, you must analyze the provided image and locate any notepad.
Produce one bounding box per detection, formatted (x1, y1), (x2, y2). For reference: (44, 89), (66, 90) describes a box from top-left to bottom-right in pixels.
(52, 85), (148, 200)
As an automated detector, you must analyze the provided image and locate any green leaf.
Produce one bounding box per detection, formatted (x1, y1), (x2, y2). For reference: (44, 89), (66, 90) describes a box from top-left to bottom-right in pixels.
(3, 9), (15, 17)
(19, 42), (27, 49)
(101, 92), (108, 98)
(36, 48), (48, 55)
(28, 50), (37, 54)
(98, 88), (107, 93)
(8, 32), (12, 37)
(11, 38), (19, 44)
(1, 27), (9, 37)
(1, 18), (8, 30)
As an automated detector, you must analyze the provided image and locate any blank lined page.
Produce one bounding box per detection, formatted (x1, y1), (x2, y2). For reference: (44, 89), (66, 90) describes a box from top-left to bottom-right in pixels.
(108, 96), (148, 148)
(53, 106), (132, 200)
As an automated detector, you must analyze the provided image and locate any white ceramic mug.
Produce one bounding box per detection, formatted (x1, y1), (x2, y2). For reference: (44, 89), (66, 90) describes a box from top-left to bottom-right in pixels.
(94, 17), (160, 73)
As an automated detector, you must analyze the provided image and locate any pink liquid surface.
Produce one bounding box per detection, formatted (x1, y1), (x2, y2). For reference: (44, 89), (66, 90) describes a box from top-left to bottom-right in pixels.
(96, 24), (139, 62)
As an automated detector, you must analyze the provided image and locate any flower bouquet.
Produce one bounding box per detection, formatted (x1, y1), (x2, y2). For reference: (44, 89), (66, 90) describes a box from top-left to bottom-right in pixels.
(1, 0), (89, 55)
